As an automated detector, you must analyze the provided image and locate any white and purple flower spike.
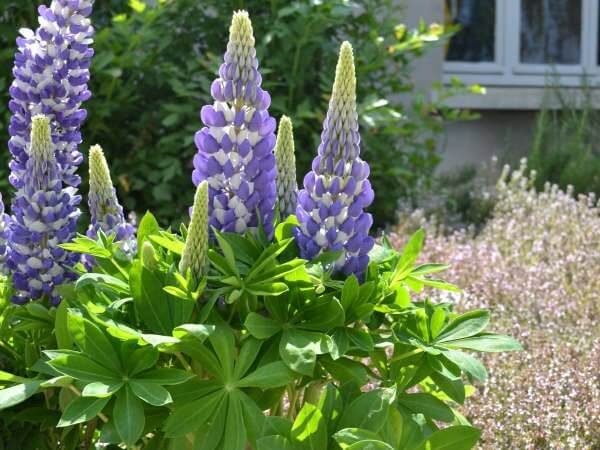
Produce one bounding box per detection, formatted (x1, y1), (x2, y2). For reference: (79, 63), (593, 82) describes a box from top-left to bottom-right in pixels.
(8, 0), (95, 191)
(275, 115), (298, 219)
(87, 145), (136, 257)
(192, 10), (277, 236)
(295, 42), (375, 277)
(7, 115), (81, 305)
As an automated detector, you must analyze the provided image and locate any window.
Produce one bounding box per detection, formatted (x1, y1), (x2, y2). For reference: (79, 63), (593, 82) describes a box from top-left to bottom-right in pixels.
(443, 0), (599, 86)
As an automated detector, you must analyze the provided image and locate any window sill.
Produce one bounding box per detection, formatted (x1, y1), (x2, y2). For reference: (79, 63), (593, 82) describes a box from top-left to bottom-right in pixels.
(440, 86), (600, 110)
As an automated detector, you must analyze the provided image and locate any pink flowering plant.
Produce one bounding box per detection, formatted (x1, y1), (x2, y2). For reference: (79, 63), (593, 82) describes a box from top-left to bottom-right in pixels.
(0, 4), (519, 450)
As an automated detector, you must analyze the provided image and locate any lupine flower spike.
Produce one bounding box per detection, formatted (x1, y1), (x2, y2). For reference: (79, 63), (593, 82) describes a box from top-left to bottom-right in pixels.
(274, 115), (298, 218)
(87, 145), (136, 256)
(7, 115), (81, 305)
(8, 0), (95, 191)
(180, 180), (209, 285)
(192, 10), (277, 235)
(0, 194), (9, 274)
(295, 42), (375, 277)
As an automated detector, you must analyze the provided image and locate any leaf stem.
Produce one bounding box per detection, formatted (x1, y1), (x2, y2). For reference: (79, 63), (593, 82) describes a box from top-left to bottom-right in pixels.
(391, 348), (424, 362)
(175, 352), (192, 372)
(68, 385), (109, 423)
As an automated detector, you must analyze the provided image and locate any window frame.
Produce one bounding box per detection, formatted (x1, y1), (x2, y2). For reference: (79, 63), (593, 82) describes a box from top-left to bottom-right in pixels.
(443, 0), (600, 87)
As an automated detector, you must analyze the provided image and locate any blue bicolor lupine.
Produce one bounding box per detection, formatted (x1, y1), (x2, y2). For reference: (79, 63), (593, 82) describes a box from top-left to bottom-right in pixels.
(87, 145), (136, 256)
(192, 10), (277, 235)
(0, 194), (9, 274)
(295, 42), (375, 276)
(7, 115), (81, 305)
(274, 115), (298, 218)
(8, 0), (95, 191)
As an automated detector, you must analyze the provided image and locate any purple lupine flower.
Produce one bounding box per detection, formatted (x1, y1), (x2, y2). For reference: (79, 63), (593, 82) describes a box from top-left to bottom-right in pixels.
(86, 145), (136, 257)
(295, 42), (375, 277)
(0, 194), (9, 274)
(8, 0), (95, 191)
(192, 10), (277, 235)
(7, 115), (81, 305)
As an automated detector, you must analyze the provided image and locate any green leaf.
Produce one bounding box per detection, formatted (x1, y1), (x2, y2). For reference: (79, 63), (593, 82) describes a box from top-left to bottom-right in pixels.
(290, 403), (327, 450)
(223, 393), (246, 450)
(333, 428), (382, 447)
(442, 350), (487, 382)
(397, 392), (454, 422)
(173, 324), (215, 343)
(129, 380), (172, 406)
(82, 381), (123, 398)
(341, 275), (359, 311)
(436, 310), (490, 343)
(347, 441), (395, 450)
(76, 273), (130, 295)
(338, 388), (396, 433)
(137, 212), (161, 250)
(135, 368), (194, 385)
(0, 371), (29, 384)
(48, 354), (120, 384)
(430, 372), (465, 405)
(68, 312), (121, 372)
(163, 391), (224, 437)
(61, 236), (111, 258)
(321, 357), (368, 386)
(392, 229), (424, 282)
(411, 264), (449, 275)
(410, 425), (481, 450)
(57, 396), (109, 427)
(244, 313), (281, 339)
(246, 282), (289, 296)
(54, 300), (72, 350)
(442, 333), (522, 352)
(236, 362), (296, 390)
(0, 381), (42, 410)
(148, 233), (184, 255)
(126, 345), (159, 376)
(280, 330), (332, 376)
(114, 386), (145, 447)
(257, 435), (293, 450)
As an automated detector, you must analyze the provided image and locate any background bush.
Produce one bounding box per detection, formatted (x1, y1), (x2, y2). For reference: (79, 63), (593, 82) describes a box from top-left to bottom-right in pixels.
(0, 0), (477, 227)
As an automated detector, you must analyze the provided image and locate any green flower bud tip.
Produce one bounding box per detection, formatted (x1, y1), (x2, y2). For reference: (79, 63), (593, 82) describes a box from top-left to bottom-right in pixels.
(88, 145), (114, 204)
(331, 41), (356, 113)
(142, 241), (158, 271)
(30, 115), (53, 162)
(274, 115), (298, 218)
(180, 180), (209, 283)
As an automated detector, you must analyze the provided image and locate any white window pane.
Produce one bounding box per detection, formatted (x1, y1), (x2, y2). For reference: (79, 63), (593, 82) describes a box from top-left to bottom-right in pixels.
(520, 0), (582, 65)
(445, 0), (496, 62)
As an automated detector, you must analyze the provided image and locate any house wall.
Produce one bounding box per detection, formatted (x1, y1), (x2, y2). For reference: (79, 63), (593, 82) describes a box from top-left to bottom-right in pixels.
(401, 0), (538, 172)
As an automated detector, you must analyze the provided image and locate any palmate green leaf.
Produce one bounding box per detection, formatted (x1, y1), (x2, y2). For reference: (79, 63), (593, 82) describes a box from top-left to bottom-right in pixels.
(333, 428), (383, 448)
(223, 392), (246, 450)
(236, 362), (295, 390)
(148, 233), (184, 255)
(246, 281), (289, 296)
(436, 310), (490, 343)
(213, 229), (240, 276)
(137, 211), (161, 250)
(409, 425), (481, 450)
(129, 380), (172, 406)
(253, 259), (305, 284)
(0, 380), (42, 410)
(114, 385), (145, 447)
(57, 396), (109, 427)
(442, 333), (522, 352)
(196, 395), (228, 450)
(233, 338), (263, 380)
(54, 300), (72, 350)
(338, 388), (396, 433)
(442, 350), (487, 383)
(347, 441), (395, 450)
(302, 297), (345, 331)
(67, 311), (121, 372)
(321, 357), (369, 386)
(76, 273), (130, 295)
(48, 354), (120, 384)
(126, 345), (160, 376)
(279, 329), (332, 376)
(430, 372), (465, 405)
(209, 323), (236, 381)
(82, 381), (123, 398)
(135, 368), (194, 385)
(397, 392), (455, 423)
(0, 370), (29, 384)
(244, 313), (282, 339)
(411, 263), (450, 276)
(163, 390), (224, 437)
(257, 435), (293, 450)
(290, 403), (328, 450)
(391, 229), (424, 283)
(60, 236), (111, 258)
(246, 238), (295, 282)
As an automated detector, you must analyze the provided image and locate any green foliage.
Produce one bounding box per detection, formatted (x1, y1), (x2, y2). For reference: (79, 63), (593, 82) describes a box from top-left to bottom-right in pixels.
(528, 81), (600, 197)
(0, 0), (479, 226)
(0, 212), (519, 449)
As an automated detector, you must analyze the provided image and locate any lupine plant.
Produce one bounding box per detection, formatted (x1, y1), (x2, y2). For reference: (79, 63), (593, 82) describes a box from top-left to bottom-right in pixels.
(0, 6), (520, 450)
